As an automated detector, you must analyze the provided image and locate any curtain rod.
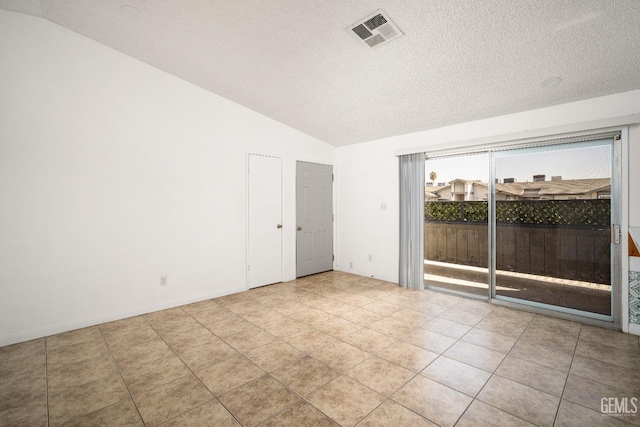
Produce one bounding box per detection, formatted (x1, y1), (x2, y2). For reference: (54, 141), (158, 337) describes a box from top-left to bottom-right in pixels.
(395, 114), (639, 157)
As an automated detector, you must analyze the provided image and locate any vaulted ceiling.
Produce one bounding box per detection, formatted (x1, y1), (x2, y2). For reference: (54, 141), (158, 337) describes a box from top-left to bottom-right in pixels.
(2, 0), (640, 146)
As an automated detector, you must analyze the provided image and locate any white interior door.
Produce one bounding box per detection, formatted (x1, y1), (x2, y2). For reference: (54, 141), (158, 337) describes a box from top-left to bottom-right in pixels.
(248, 154), (282, 288)
(296, 161), (333, 277)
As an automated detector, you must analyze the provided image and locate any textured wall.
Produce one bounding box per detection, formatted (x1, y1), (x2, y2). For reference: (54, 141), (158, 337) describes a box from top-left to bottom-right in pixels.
(629, 229), (640, 325)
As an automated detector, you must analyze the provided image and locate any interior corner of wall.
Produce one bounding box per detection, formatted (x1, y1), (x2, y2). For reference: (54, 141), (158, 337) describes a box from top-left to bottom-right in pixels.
(628, 321), (640, 336)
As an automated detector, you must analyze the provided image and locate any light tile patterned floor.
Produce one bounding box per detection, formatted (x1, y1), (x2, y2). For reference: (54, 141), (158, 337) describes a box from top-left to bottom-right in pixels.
(1, 271), (639, 426)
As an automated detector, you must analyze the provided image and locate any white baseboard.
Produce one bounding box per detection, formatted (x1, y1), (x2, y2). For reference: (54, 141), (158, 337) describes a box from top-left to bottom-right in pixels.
(334, 266), (398, 284)
(0, 286), (246, 347)
(628, 322), (640, 336)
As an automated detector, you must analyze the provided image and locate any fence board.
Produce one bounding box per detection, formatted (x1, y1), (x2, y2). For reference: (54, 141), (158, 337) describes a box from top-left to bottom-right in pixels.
(456, 229), (468, 264)
(544, 232), (560, 278)
(515, 228), (530, 273)
(468, 229), (480, 266)
(594, 234), (611, 284)
(426, 227), (438, 260)
(495, 227), (503, 269)
(446, 227), (457, 262)
(576, 234), (595, 282)
(424, 222), (610, 285)
(437, 227), (447, 261)
(478, 227), (488, 267)
(559, 234), (578, 280)
(500, 227), (516, 271)
(529, 232), (545, 275)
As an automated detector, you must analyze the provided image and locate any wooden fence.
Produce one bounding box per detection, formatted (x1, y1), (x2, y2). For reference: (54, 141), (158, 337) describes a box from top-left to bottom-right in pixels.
(424, 222), (611, 285)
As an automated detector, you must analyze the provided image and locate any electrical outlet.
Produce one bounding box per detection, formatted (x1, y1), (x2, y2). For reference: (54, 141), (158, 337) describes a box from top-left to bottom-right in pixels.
(349, 262), (353, 269)
(380, 203), (387, 211)
(368, 254), (372, 261)
(160, 275), (167, 286)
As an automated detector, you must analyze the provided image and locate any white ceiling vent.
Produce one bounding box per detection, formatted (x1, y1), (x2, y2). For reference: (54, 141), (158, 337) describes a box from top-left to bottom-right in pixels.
(348, 10), (403, 48)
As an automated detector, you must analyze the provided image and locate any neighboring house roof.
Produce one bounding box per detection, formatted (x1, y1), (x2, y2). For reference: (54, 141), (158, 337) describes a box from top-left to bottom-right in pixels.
(497, 178), (611, 198)
(426, 178), (611, 199)
(424, 185), (446, 194)
(432, 186), (451, 195)
(447, 179), (480, 184)
(494, 183), (524, 197)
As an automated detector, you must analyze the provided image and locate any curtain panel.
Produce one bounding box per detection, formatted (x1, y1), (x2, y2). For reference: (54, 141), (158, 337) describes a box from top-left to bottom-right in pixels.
(399, 153), (425, 290)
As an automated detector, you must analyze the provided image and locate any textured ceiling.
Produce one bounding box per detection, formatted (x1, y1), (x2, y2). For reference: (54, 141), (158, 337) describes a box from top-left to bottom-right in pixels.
(2, 0), (640, 146)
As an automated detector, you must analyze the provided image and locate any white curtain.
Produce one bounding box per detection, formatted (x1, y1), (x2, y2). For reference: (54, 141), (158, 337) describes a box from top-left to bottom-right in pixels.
(399, 153), (425, 290)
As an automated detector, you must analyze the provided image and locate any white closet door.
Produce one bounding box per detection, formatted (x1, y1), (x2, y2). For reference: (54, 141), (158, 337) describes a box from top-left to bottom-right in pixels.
(248, 154), (282, 288)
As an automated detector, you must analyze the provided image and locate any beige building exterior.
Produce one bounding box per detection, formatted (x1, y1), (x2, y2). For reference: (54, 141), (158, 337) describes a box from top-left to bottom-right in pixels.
(426, 177), (611, 202)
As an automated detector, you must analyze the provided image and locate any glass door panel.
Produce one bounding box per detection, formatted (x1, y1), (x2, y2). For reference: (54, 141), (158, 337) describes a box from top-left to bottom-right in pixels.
(492, 140), (613, 318)
(424, 153), (490, 297)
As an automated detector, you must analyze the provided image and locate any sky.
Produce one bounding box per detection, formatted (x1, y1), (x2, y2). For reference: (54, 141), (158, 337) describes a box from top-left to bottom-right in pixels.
(425, 141), (611, 184)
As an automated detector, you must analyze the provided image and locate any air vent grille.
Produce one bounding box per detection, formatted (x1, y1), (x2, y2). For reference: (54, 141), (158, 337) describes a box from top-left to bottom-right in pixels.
(378, 23), (398, 39)
(364, 14), (387, 30)
(365, 34), (386, 48)
(352, 24), (373, 40)
(348, 10), (403, 48)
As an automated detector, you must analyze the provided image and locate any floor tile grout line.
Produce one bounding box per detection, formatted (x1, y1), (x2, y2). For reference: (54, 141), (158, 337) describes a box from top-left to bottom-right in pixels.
(163, 309), (277, 425)
(551, 323), (581, 427)
(298, 373), (387, 427)
(7, 273), (634, 427)
(467, 397), (544, 427)
(209, 280), (423, 425)
(446, 310), (557, 426)
(382, 395), (440, 427)
(492, 315), (572, 399)
(45, 337), (50, 427)
(179, 290), (370, 383)
(247, 301), (387, 426)
(160, 399), (234, 427)
(56, 302), (516, 426)
(250, 280), (556, 424)
(174, 303), (313, 427)
(119, 314), (214, 423)
(490, 371), (564, 399)
(96, 321), (148, 427)
(251, 382), (326, 426)
(472, 336), (552, 427)
(140, 309), (246, 426)
(45, 326), (139, 426)
(462, 314), (564, 426)
(545, 325), (640, 425)
(417, 358), (490, 400)
(281, 281), (442, 423)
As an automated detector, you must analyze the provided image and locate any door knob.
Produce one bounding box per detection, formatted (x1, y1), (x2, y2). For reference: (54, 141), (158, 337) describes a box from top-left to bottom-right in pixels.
(297, 226), (302, 231)
(277, 224), (282, 229)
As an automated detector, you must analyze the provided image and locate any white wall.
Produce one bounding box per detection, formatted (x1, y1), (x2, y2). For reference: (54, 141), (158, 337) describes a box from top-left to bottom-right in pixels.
(0, 10), (334, 346)
(335, 139), (399, 281)
(630, 124), (640, 226)
(337, 91), (640, 282)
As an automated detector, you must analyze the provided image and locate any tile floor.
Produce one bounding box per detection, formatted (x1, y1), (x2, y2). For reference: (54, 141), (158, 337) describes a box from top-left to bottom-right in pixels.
(1, 271), (639, 426)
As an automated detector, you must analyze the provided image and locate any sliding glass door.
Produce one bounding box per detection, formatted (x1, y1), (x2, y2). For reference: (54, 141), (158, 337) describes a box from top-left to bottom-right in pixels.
(492, 139), (616, 321)
(424, 153), (489, 297)
(424, 133), (621, 323)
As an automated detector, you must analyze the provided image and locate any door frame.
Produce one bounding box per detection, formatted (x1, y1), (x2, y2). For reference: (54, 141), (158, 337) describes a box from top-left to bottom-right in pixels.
(423, 126), (629, 329)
